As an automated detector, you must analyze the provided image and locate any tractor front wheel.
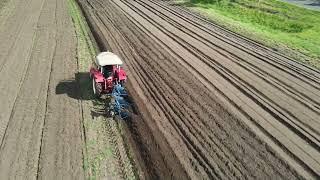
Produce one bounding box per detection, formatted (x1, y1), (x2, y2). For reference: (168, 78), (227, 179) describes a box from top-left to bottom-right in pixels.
(92, 78), (102, 98)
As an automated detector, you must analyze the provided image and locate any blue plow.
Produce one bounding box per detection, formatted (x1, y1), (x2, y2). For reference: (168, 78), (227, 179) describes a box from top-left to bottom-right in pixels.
(110, 84), (130, 119)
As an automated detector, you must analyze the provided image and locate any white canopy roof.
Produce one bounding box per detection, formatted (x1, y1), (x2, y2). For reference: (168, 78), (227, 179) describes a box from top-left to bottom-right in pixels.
(96, 52), (123, 66)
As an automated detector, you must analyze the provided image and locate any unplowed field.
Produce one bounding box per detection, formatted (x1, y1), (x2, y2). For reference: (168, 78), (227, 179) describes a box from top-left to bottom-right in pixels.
(0, 0), (84, 178)
(78, 0), (320, 179)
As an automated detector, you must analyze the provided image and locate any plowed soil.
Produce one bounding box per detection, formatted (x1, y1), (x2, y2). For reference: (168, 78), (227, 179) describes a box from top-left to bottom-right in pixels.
(77, 0), (320, 179)
(0, 0), (84, 178)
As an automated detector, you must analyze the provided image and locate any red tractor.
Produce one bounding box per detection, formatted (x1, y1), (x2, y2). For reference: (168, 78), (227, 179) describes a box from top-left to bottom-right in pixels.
(90, 52), (127, 97)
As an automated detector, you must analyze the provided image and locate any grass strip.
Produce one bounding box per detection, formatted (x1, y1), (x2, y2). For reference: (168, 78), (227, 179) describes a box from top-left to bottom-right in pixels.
(67, 0), (137, 179)
(177, 0), (320, 68)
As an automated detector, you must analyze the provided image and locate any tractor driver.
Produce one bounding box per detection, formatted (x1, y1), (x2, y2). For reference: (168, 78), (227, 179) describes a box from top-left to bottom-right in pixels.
(102, 65), (113, 78)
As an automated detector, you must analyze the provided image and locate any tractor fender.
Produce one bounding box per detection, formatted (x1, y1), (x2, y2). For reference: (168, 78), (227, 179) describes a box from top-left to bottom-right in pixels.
(118, 69), (127, 81)
(89, 67), (98, 75)
(90, 67), (105, 83)
(94, 75), (105, 83)
(92, 72), (105, 83)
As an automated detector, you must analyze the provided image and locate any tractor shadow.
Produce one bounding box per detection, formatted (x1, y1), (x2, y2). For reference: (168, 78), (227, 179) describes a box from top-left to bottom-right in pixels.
(307, 2), (320, 7)
(56, 72), (92, 101)
(56, 72), (110, 117)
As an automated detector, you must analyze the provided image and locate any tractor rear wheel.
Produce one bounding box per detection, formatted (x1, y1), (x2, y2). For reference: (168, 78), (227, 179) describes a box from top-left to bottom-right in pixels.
(92, 78), (102, 98)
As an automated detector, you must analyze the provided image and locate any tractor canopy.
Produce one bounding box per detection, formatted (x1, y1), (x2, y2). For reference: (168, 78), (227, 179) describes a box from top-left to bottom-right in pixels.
(96, 51), (123, 66)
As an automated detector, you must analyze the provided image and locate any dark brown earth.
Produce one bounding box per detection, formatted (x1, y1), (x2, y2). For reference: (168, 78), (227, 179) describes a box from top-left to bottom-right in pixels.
(0, 0), (84, 178)
(77, 0), (320, 179)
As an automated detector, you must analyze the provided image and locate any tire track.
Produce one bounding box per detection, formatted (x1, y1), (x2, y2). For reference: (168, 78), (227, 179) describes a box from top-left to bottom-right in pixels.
(112, 1), (320, 176)
(129, 0), (320, 122)
(107, 1), (302, 177)
(140, 0), (320, 111)
(91, 9), (190, 178)
(95, 6), (271, 179)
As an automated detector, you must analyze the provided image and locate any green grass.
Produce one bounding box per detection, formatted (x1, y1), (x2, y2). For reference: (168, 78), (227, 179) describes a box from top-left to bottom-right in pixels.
(67, 1), (137, 179)
(66, 0), (98, 178)
(177, 0), (320, 68)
